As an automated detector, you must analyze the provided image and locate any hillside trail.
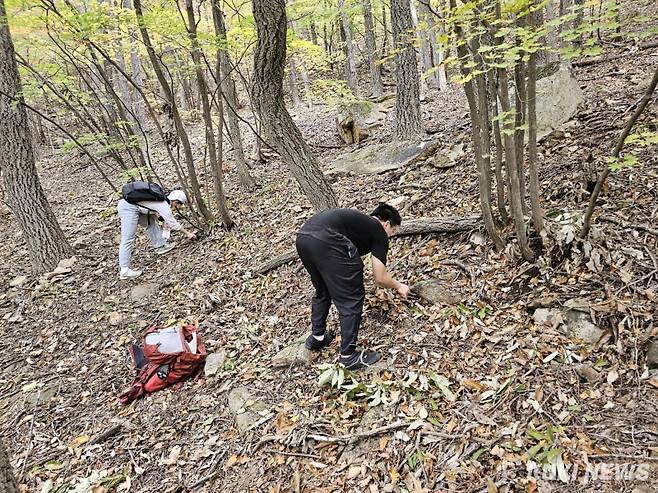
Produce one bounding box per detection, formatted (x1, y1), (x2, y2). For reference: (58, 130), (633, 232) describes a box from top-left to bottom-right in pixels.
(1, 21), (658, 493)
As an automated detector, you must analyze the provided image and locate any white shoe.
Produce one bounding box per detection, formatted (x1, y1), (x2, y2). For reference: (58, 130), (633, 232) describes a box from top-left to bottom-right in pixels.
(155, 243), (176, 255)
(120, 267), (143, 280)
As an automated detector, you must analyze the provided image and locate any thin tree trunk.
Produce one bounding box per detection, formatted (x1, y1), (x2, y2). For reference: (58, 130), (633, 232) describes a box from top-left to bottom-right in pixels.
(514, 59), (528, 215)
(450, 0), (504, 251)
(580, 66), (658, 238)
(489, 73), (508, 222)
(424, 2), (447, 91)
(185, 0), (232, 227)
(133, 0), (213, 221)
(251, 0), (338, 211)
(362, 0), (383, 97)
(338, 0), (358, 95)
(527, 4), (544, 236)
(0, 0), (74, 273)
(498, 65), (534, 261)
(391, 0), (422, 140)
(288, 55), (302, 107)
(211, 0), (256, 190)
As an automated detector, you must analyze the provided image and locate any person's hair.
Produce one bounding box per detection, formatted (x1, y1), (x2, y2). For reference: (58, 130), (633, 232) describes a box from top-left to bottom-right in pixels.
(371, 203), (402, 227)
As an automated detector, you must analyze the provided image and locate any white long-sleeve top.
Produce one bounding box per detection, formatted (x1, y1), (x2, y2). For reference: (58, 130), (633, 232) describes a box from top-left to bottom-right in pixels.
(131, 200), (182, 230)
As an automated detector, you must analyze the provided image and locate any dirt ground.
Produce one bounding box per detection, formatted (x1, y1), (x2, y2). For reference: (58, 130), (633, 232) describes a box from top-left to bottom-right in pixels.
(1, 8), (658, 493)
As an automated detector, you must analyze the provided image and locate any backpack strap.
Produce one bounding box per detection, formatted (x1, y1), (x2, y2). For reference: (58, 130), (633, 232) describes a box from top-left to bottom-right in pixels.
(119, 362), (161, 405)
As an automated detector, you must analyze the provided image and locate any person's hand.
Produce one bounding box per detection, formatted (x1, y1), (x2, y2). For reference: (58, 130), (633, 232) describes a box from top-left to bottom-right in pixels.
(186, 232), (197, 241)
(396, 282), (410, 299)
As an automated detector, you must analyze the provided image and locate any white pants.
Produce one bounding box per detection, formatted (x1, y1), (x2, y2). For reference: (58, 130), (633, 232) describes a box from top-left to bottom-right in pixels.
(117, 199), (166, 268)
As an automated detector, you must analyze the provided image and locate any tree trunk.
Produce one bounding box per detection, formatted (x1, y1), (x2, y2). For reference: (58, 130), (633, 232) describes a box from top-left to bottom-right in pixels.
(391, 0), (422, 140)
(133, 0), (213, 222)
(211, 0), (256, 191)
(288, 55), (302, 107)
(498, 65), (534, 261)
(423, 2), (447, 91)
(256, 215), (481, 274)
(362, 0), (383, 97)
(251, 0), (338, 211)
(185, 0), (233, 227)
(338, 0), (359, 95)
(0, 0), (73, 274)
(0, 438), (18, 493)
(527, 5), (544, 236)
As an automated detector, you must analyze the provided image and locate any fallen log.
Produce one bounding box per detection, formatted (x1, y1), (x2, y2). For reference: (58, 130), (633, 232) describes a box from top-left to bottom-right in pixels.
(255, 215), (481, 274)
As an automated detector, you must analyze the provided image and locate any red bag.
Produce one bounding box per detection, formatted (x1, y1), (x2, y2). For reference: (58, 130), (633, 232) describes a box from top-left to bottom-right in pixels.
(119, 324), (207, 405)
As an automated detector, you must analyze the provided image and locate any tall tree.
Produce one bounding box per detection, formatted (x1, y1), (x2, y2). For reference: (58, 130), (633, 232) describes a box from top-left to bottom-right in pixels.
(362, 0), (383, 96)
(184, 0), (233, 227)
(211, 0), (256, 190)
(0, 438), (18, 493)
(391, 0), (422, 140)
(251, 0), (338, 211)
(0, 0), (73, 274)
(338, 0), (358, 95)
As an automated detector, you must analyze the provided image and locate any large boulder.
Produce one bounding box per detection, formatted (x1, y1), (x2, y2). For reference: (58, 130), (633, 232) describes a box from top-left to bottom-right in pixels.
(534, 64), (584, 140)
(336, 97), (394, 144)
(533, 298), (609, 344)
(327, 138), (440, 176)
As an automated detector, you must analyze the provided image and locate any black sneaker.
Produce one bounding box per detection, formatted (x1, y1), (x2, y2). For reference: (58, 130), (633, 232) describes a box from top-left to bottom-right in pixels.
(305, 330), (335, 350)
(339, 349), (381, 370)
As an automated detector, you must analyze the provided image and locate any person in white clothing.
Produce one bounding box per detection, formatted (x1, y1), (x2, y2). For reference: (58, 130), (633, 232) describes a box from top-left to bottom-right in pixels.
(117, 189), (197, 280)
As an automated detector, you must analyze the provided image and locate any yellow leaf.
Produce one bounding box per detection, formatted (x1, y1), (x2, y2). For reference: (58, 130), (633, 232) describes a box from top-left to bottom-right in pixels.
(68, 435), (89, 449)
(462, 379), (485, 391)
(224, 454), (239, 469)
(486, 477), (498, 493)
(389, 467), (400, 484)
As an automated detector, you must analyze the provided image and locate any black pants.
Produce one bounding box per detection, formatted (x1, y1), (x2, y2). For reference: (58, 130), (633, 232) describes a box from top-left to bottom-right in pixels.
(296, 233), (365, 356)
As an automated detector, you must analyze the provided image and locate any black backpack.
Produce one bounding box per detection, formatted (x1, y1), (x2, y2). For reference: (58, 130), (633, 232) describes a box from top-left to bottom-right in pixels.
(122, 181), (169, 205)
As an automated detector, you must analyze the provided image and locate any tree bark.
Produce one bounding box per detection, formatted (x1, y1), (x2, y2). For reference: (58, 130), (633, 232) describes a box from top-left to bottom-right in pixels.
(251, 0), (338, 211)
(362, 0), (383, 97)
(288, 55), (302, 107)
(0, 438), (18, 493)
(391, 0), (422, 140)
(255, 215), (481, 274)
(185, 0), (233, 228)
(211, 0), (256, 191)
(527, 5), (544, 236)
(0, 0), (73, 274)
(338, 0), (359, 95)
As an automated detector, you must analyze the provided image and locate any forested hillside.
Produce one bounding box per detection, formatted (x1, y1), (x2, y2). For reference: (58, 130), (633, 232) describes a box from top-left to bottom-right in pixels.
(0, 0), (657, 491)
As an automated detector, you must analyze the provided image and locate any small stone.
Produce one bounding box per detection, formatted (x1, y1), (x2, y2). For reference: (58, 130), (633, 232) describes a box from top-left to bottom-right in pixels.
(9, 276), (27, 288)
(44, 266), (72, 280)
(204, 350), (226, 377)
(272, 338), (316, 368)
(130, 283), (159, 302)
(108, 311), (124, 326)
(469, 232), (486, 246)
(227, 386), (268, 433)
(532, 308), (562, 326)
(411, 280), (460, 305)
(646, 340), (658, 368)
(72, 238), (88, 249)
(575, 364), (601, 383)
(388, 196), (408, 209)
(57, 257), (76, 269)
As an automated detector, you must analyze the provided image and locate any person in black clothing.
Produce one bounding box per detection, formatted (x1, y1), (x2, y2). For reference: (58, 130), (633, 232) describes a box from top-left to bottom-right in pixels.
(295, 204), (410, 370)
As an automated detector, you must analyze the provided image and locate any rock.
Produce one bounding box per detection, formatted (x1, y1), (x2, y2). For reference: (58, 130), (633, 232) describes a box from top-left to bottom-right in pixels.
(469, 231), (486, 246)
(44, 266), (72, 280)
(9, 275), (27, 288)
(327, 139), (439, 176)
(575, 364), (601, 383)
(339, 407), (387, 464)
(387, 196), (408, 209)
(534, 65), (584, 141)
(108, 311), (124, 326)
(204, 350), (226, 377)
(24, 384), (59, 408)
(411, 280), (460, 305)
(562, 302), (607, 344)
(72, 238), (88, 249)
(646, 340), (658, 368)
(272, 336), (316, 368)
(335, 98), (393, 144)
(532, 308), (562, 327)
(130, 283), (159, 302)
(227, 386), (268, 433)
(57, 257), (76, 269)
